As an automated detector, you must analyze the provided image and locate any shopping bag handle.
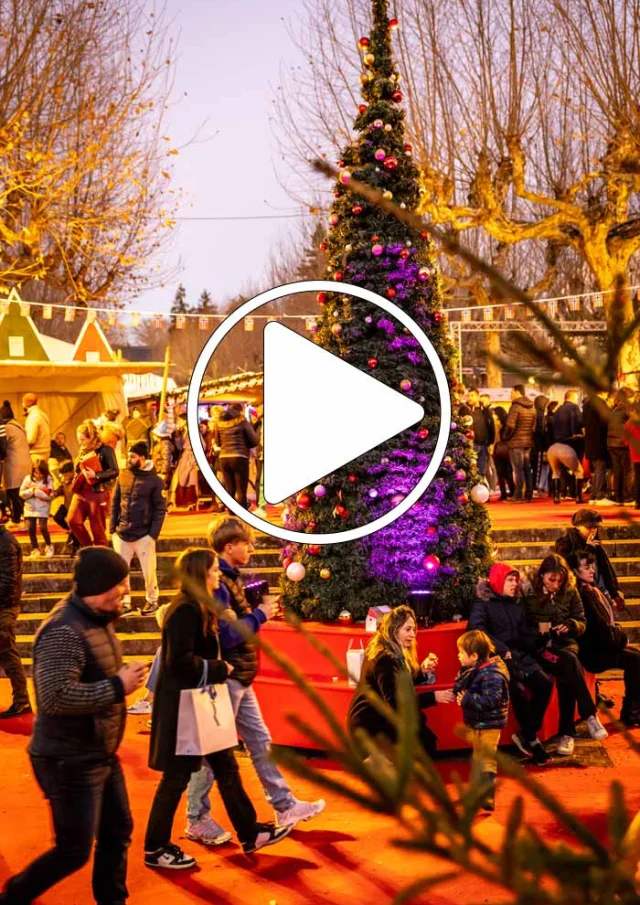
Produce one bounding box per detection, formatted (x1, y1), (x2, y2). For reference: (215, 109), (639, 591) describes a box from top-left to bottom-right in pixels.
(347, 639), (365, 651)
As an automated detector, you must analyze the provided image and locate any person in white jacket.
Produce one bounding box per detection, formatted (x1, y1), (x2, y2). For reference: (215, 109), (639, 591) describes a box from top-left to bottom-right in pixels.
(20, 460), (54, 558)
(22, 393), (50, 466)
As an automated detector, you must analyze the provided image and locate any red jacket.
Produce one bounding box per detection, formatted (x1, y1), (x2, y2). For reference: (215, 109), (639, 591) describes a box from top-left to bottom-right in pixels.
(624, 421), (640, 464)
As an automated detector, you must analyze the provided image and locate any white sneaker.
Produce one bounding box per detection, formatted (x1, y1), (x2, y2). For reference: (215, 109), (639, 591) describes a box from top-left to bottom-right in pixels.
(275, 798), (326, 827)
(44, 545), (55, 558)
(185, 817), (232, 846)
(586, 714), (608, 740)
(27, 549), (42, 559)
(127, 698), (153, 715)
(556, 735), (575, 756)
(594, 498), (616, 507)
(144, 843), (196, 870)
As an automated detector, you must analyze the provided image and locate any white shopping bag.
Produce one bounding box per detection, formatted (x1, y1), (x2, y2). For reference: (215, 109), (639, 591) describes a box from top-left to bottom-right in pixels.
(346, 639), (365, 687)
(175, 662), (238, 756)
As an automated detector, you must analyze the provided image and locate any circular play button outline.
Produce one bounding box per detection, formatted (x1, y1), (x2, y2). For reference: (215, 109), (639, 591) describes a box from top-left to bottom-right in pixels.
(186, 280), (451, 545)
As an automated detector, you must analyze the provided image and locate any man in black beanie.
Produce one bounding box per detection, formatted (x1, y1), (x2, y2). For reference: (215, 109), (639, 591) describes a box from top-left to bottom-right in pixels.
(0, 547), (147, 905)
(111, 440), (166, 617)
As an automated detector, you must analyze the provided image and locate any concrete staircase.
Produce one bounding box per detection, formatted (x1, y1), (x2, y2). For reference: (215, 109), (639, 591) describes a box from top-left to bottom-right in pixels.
(14, 520), (640, 674)
(16, 534), (282, 674)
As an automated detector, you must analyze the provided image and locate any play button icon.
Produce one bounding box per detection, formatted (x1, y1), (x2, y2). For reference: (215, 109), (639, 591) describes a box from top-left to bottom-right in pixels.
(186, 279), (451, 545)
(262, 323), (424, 504)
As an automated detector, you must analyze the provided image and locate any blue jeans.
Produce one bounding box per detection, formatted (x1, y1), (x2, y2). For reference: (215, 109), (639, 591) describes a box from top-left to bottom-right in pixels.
(474, 444), (488, 477)
(186, 679), (295, 821)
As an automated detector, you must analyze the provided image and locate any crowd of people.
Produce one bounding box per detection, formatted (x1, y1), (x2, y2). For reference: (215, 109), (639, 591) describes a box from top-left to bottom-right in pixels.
(348, 513), (640, 811)
(458, 383), (640, 507)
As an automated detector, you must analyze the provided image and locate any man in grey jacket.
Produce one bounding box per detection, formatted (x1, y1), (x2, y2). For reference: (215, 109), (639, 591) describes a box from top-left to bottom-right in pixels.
(0, 547), (147, 905)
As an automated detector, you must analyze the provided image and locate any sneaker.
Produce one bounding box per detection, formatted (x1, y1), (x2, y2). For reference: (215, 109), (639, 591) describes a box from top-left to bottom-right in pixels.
(555, 735), (575, 756)
(242, 822), (292, 854)
(530, 739), (550, 765)
(144, 843), (196, 870)
(586, 714), (608, 741)
(44, 545), (55, 559)
(127, 698), (153, 715)
(275, 798), (326, 828)
(594, 498), (617, 507)
(511, 732), (533, 758)
(120, 603), (138, 617)
(27, 549), (41, 559)
(185, 817), (232, 846)
(146, 719), (153, 728)
(140, 602), (158, 617)
(0, 702), (32, 719)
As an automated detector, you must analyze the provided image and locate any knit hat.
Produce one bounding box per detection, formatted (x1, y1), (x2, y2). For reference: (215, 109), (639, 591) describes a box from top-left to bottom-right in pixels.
(128, 440), (149, 457)
(73, 547), (129, 598)
(489, 562), (520, 596)
(572, 508), (602, 528)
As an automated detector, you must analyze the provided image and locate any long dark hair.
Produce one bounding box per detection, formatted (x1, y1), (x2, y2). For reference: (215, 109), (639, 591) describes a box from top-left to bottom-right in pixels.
(32, 459), (50, 481)
(533, 553), (576, 597)
(164, 547), (219, 635)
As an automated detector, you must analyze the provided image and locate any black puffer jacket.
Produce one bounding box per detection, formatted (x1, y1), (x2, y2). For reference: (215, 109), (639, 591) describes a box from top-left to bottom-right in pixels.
(0, 524), (22, 611)
(555, 528), (619, 597)
(582, 397), (609, 460)
(213, 413), (258, 459)
(111, 462), (166, 541)
(467, 581), (543, 679)
(469, 405), (495, 446)
(524, 583), (586, 653)
(504, 396), (536, 449)
(29, 594), (126, 761)
(577, 581), (628, 674)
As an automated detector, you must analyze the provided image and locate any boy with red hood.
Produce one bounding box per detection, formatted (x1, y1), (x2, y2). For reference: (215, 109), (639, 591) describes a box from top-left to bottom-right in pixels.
(468, 562), (553, 764)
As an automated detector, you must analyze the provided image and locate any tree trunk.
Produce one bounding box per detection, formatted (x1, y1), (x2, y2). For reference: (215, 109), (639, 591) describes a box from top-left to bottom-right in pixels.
(485, 331), (502, 387)
(590, 253), (640, 387)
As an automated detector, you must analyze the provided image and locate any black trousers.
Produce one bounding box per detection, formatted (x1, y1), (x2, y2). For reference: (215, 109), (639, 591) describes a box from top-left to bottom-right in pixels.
(5, 488), (23, 523)
(220, 457), (250, 509)
(613, 645), (640, 701)
(609, 447), (631, 503)
(509, 668), (554, 742)
(494, 455), (514, 499)
(633, 462), (640, 508)
(538, 648), (595, 736)
(53, 504), (70, 531)
(145, 748), (257, 851)
(0, 609), (29, 708)
(26, 516), (51, 548)
(3, 755), (132, 905)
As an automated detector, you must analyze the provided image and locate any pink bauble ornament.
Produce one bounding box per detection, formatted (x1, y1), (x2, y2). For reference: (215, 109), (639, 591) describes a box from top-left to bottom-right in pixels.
(286, 562), (306, 582)
(339, 170), (352, 185)
(329, 214), (339, 226)
(374, 148), (386, 160)
(423, 554), (440, 572)
(455, 469), (466, 481)
(368, 488), (379, 498)
(450, 421), (457, 431)
(391, 493), (404, 506)
(314, 484), (327, 498)
(331, 323), (342, 335)
(372, 243), (383, 256)
(308, 544), (322, 555)
(373, 118), (383, 128)
(400, 379), (412, 391)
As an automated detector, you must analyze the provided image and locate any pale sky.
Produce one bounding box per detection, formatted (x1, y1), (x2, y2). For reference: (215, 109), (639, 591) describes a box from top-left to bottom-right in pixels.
(139, 0), (314, 313)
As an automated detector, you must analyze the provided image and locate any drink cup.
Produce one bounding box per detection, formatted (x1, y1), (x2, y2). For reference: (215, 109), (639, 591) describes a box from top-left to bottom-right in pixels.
(539, 621), (551, 634)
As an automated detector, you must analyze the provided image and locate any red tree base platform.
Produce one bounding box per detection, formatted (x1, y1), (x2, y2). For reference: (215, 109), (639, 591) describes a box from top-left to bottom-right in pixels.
(255, 621), (594, 751)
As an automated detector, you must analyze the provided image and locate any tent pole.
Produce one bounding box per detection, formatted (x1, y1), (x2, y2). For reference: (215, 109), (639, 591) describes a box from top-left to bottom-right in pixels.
(158, 343), (171, 423)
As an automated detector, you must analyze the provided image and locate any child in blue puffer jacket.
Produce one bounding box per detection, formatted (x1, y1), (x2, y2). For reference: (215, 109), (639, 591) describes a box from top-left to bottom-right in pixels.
(453, 629), (510, 812)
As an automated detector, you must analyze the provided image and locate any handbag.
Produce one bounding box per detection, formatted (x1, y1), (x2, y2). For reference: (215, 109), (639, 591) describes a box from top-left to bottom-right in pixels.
(346, 639), (365, 687)
(175, 661), (238, 756)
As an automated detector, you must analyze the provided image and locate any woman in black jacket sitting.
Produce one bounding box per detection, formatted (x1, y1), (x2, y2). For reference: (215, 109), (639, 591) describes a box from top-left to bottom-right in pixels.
(144, 548), (290, 870)
(467, 562), (553, 764)
(347, 605), (455, 760)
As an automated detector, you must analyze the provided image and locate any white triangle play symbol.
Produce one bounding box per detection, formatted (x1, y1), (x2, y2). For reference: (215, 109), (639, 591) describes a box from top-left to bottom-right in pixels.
(263, 323), (425, 505)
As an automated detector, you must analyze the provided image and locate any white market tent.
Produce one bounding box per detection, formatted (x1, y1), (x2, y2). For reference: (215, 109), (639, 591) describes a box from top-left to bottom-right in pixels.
(0, 291), (164, 454)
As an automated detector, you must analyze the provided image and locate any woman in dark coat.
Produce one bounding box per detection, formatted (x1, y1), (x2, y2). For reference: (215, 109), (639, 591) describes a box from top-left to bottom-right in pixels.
(524, 553), (606, 756)
(555, 508), (623, 608)
(347, 605), (455, 759)
(144, 548), (290, 870)
(492, 406), (515, 501)
(467, 562), (553, 763)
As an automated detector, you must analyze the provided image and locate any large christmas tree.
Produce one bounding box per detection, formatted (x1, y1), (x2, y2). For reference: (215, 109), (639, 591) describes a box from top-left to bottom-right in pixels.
(281, 0), (492, 623)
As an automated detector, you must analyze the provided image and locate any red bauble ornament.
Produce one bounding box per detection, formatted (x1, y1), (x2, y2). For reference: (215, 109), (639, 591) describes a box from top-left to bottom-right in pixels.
(404, 143), (413, 152)
(389, 17), (399, 29)
(384, 156), (398, 169)
(308, 544), (321, 555)
(296, 491), (312, 510)
(334, 504), (349, 519)
(283, 557), (292, 569)
(392, 90), (403, 103)
(423, 554), (440, 572)
(320, 242), (327, 251)
(348, 474), (358, 483)
(338, 160), (345, 168)
(371, 234), (379, 241)
(352, 204), (363, 214)
(317, 292), (327, 304)
(308, 520), (317, 531)
(338, 610), (353, 625)
(358, 103), (368, 114)
(334, 271), (343, 280)
(434, 312), (443, 323)
(420, 231), (429, 239)
(386, 287), (396, 298)
(417, 428), (429, 439)
(426, 526), (437, 537)
(400, 249), (410, 259)
(358, 36), (370, 48)
(466, 430), (475, 440)
(368, 357), (378, 368)
(443, 456), (453, 466)
(458, 492), (469, 504)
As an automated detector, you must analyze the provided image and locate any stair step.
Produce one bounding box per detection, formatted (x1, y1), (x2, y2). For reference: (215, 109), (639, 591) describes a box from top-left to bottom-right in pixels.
(20, 548), (282, 573)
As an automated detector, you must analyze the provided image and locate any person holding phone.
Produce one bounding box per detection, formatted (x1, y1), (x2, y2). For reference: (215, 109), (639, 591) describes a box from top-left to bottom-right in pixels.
(68, 419), (119, 548)
(0, 548), (146, 905)
(524, 554), (606, 756)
